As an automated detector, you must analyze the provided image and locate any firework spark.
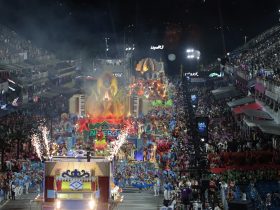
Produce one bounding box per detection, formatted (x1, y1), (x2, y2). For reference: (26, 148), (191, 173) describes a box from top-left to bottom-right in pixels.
(106, 128), (128, 161)
(31, 125), (51, 160)
(41, 126), (50, 159)
(31, 134), (42, 161)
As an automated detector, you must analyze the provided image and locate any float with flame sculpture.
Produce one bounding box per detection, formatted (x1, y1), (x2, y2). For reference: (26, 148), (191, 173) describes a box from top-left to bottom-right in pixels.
(135, 58), (157, 75)
(85, 72), (126, 119)
(131, 58), (168, 100)
(76, 72), (128, 156)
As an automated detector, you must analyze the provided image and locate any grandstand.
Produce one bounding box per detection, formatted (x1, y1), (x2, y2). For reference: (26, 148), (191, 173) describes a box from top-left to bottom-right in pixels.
(228, 25), (280, 78)
(0, 24), (53, 64)
(0, 24), (79, 110)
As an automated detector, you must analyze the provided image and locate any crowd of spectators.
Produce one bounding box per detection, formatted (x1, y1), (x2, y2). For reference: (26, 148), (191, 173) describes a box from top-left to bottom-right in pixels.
(0, 110), (44, 202)
(0, 25), (49, 62)
(227, 25), (280, 84)
(0, 161), (43, 200)
(0, 93), (70, 202)
(156, 75), (280, 210)
(1, 22), (280, 210)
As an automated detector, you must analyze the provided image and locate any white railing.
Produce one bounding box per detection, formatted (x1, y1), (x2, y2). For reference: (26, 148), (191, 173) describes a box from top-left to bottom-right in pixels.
(256, 77), (280, 102)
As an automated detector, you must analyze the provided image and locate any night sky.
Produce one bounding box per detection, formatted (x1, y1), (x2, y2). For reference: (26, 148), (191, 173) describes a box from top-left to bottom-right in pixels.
(0, 0), (279, 64)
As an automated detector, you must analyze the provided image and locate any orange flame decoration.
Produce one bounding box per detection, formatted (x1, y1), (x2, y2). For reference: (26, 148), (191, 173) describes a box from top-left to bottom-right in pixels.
(77, 75), (128, 132)
(85, 72), (126, 118)
(135, 58), (156, 74)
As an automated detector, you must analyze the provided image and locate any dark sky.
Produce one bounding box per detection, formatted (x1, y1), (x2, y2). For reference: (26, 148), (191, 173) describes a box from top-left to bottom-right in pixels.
(0, 0), (279, 63)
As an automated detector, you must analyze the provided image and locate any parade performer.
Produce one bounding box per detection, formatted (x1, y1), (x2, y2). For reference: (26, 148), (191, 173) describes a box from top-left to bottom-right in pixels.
(95, 129), (108, 151)
(154, 175), (160, 196)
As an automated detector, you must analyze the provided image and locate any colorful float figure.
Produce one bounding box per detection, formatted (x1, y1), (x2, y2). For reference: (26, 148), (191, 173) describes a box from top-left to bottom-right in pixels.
(94, 129), (108, 151)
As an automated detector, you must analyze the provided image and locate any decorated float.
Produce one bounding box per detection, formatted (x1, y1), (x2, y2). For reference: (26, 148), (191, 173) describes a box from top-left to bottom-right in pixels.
(42, 73), (128, 210)
(44, 158), (112, 210)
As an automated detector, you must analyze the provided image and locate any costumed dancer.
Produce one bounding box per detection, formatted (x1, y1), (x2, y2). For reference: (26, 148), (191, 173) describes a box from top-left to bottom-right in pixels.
(154, 175), (160, 196)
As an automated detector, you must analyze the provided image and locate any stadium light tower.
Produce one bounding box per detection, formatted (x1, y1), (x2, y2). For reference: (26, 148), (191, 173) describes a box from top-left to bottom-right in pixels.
(186, 48), (200, 60)
(125, 44), (135, 51)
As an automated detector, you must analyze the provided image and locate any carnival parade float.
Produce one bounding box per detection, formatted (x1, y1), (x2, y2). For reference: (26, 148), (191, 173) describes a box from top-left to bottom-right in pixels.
(42, 72), (128, 210)
(39, 57), (178, 208)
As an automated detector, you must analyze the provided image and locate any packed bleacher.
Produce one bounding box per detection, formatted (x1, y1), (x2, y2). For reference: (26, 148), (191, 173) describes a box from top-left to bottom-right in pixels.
(156, 76), (280, 209)
(157, 25), (280, 208)
(161, 25), (280, 209)
(0, 93), (71, 202)
(228, 25), (280, 84)
(0, 25), (49, 62)
(0, 24), (78, 122)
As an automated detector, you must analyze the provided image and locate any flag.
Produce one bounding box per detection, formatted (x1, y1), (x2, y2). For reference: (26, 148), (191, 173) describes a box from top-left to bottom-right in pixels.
(70, 180), (83, 190)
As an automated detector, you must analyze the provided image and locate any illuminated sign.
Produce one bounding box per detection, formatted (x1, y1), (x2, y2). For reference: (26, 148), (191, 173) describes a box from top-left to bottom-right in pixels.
(198, 122), (206, 133)
(184, 71), (222, 78)
(113, 72), (123, 78)
(209, 72), (222, 78)
(87, 121), (121, 138)
(184, 72), (199, 77)
(196, 116), (208, 139)
(150, 45), (164, 50)
(191, 95), (197, 102)
(89, 129), (121, 137)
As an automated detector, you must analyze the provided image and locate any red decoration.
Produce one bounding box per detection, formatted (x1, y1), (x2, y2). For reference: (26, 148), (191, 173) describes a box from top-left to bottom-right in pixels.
(156, 140), (171, 153)
(77, 116), (125, 133)
(77, 118), (89, 133)
(96, 129), (104, 140)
